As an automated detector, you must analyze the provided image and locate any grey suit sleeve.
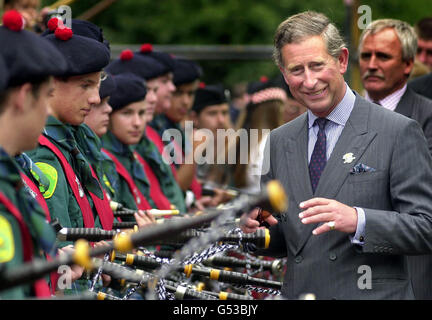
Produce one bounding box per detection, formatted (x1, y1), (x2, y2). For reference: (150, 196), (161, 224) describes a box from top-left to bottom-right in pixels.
(254, 132), (288, 258)
(362, 119), (432, 255)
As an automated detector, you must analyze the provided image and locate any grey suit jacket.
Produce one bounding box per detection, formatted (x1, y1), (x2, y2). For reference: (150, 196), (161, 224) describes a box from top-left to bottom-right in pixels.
(395, 88), (432, 300)
(395, 87), (432, 154)
(259, 94), (432, 300)
(408, 73), (432, 100)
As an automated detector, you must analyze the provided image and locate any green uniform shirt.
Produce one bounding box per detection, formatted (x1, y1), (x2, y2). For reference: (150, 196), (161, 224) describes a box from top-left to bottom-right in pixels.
(136, 135), (186, 213)
(26, 116), (105, 246)
(101, 131), (156, 216)
(0, 147), (57, 299)
(71, 124), (120, 202)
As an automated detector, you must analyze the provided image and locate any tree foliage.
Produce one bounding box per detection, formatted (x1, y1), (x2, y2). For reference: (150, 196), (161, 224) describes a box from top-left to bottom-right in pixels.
(42, 0), (431, 87)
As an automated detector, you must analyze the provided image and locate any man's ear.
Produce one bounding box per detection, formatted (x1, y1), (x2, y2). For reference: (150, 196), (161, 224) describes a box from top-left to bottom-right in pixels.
(338, 47), (350, 75)
(10, 83), (32, 113)
(404, 58), (415, 78)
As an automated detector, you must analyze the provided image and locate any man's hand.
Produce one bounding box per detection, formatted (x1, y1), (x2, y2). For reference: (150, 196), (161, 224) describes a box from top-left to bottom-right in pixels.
(240, 207), (278, 233)
(135, 210), (156, 229)
(193, 196), (213, 210)
(206, 188), (233, 207)
(299, 198), (358, 235)
(57, 245), (84, 282)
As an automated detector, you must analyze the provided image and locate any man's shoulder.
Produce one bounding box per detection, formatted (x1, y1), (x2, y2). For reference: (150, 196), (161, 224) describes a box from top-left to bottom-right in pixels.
(407, 88), (432, 109)
(394, 89), (432, 126)
(408, 73), (432, 99)
(356, 94), (415, 126)
(26, 145), (62, 166)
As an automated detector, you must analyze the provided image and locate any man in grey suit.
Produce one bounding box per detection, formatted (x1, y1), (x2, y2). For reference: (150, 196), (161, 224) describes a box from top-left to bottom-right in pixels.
(241, 11), (432, 300)
(358, 19), (432, 299)
(358, 19), (432, 154)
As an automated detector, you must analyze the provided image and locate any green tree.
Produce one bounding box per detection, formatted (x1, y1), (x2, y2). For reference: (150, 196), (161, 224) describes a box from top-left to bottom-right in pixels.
(41, 0), (432, 86)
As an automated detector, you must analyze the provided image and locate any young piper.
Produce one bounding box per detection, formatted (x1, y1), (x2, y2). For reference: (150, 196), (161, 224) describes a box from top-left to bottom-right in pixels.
(44, 20), (151, 236)
(0, 10), (68, 299)
(81, 72), (119, 200)
(26, 20), (113, 236)
(57, 20), (119, 205)
(26, 19), (118, 294)
(189, 83), (233, 189)
(101, 73), (157, 215)
(137, 43), (176, 121)
(151, 58), (214, 208)
(106, 50), (185, 212)
(132, 47), (187, 213)
(83, 73), (154, 227)
(135, 120), (187, 213)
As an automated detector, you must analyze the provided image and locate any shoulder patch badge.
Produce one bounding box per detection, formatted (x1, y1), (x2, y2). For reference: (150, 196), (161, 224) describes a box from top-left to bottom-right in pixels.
(35, 162), (58, 199)
(0, 215), (15, 263)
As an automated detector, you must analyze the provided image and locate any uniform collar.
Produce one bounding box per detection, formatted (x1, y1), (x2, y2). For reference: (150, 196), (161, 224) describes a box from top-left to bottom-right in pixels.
(71, 123), (105, 164)
(43, 115), (77, 152)
(101, 130), (135, 157)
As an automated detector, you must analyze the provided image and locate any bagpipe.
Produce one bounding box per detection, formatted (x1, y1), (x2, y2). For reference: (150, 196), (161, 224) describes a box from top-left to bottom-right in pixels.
(0, 180), (289, 300)
(109, 201), (182, 228)
(87, 257), (282, 300)
(57, 227), (270, 248)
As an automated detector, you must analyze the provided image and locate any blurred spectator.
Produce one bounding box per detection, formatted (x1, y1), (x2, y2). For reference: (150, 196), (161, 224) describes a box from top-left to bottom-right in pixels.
(228, 82), (249, 129)
(2, 0), (52, 33)
(189, 83), (234, 202)
(4, 0), (39, 30)
(233, 78), (287, 193)
(414, 17), (432, 70)
(409, 59), (430, 80)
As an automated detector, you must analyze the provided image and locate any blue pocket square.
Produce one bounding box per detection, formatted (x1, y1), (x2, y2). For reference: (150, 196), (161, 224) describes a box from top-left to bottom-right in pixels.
(350, 163), (376, 174)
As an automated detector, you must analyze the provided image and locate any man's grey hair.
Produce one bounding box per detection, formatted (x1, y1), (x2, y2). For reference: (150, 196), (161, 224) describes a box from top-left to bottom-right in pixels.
(358, 19), (418, 62)
(273, 11), (346, 68)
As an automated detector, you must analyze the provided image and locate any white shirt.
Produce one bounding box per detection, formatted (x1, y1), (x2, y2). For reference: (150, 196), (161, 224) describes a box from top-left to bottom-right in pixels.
(364, 84), (407, 111)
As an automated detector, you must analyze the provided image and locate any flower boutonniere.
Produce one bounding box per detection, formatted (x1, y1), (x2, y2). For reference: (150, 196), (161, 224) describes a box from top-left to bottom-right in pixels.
(343, 152), (356, 164)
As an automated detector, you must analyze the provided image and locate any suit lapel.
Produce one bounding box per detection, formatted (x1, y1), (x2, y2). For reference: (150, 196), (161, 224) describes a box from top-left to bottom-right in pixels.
(283, 115), (314, 256)
(294, 96), (378, 255)
(284, 114), (313, 206)
(394, 89), (414, 118)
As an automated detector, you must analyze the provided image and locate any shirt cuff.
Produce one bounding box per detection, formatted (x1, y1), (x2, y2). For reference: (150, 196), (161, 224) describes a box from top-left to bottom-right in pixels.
(350, 207), (365, 245)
